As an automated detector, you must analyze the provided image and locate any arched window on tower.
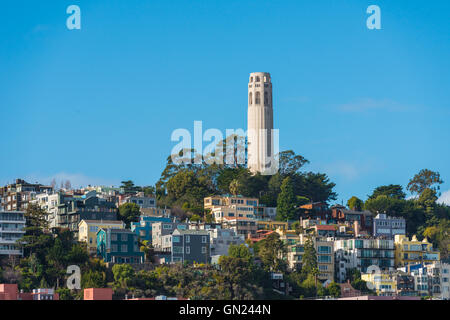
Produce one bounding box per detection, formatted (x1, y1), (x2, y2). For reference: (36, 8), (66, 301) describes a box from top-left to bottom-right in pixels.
(249, 92), (253, 105)
(264, 91), (268, 105)
(250, 77), (253, 82)
(255, 92), (261, 104)
(256, 76), (260, 82)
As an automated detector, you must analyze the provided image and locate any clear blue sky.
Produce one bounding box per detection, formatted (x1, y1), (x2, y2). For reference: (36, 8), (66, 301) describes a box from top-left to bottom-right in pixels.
(1, 0), (449, 205)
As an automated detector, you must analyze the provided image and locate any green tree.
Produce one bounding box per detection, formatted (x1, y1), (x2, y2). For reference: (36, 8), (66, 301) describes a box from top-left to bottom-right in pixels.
(112, 264), (136, 290)
(364, 195), (405, 216)
(347, 196), (364, 211)
(368, 184), (406, 200)
(257, 233), (287, 272)
(82, 270), (106, 289)
(301, 236), (318, 284)
(292, 172), (337, 203)
(228, 244), (253, 264)
(407, 169), (444, 196)
(118, 203), (141, 228)
(278, 150), (309, 176)
(276, 177), (297, 221)
(327, 282), (341, 298)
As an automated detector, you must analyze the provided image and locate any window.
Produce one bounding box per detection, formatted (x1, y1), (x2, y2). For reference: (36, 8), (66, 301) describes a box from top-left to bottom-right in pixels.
(202, 246), (207, 253)
(163, 224), (172, 230)
(264, 91), (268, 105)
(173, 236), (180, 243)
(249, 92), (252, 105)
(202, 236), (207, 243)
(186, 235), (190, 243)
(186, 246), (190, 254)
(112, 244), (118, 252)
(111, 234), (117, 241)
(255, 92), (261, 104)
(173, 246), (183, 254)
(121, 234), (128, 241)
(255, 76), (260, 82)
(121, 245), (128, 252)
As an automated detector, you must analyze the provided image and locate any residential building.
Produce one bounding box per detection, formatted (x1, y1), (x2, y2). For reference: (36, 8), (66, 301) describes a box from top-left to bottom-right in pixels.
(84, 288), (113, 300)
(331, 206), (374, 235)
(204, 195), (259, 210)
(131, 216), (172, 243)
(396, 272), (416, 296)
(426, 262), (450, 300)
(373, 213), (406, 239)
(211, 205), (256, 222)
(286, 235), (334, 282)
(254, 205), (277, 221)
(310, 224), (337, 238)
(394, 234), (440, 268)
(78, 219), (125, 255)
(171, 229), (210, 264)
(299, 202), (331, 220)
(221, 217), (257, 239)
(340, 281), (362, 298)
(141, 207), (171, 217)
(0, 210), (25, 257)
(209, 228), (245, 257)
(32, 288), (59, 300)
(151, 221), (188, 250)
(257, 220), (289, 232)
(362, 271), (397, 296)
(334, 238), (395, 283)
(119, 192), (156, 209)
(411, 266), (429, 296)
(97, 228), (144, 264)
(56, 193), (117, 235)
(0, 179), (53, 211)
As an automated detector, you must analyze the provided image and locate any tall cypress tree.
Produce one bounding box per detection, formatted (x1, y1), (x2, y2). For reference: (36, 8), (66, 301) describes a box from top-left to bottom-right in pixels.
(276, 176), (296, 221)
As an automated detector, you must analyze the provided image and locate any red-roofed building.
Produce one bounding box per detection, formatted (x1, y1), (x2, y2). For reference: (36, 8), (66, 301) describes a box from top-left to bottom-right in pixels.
(84, 288), (113, 300)
(248, 230), (274, 243)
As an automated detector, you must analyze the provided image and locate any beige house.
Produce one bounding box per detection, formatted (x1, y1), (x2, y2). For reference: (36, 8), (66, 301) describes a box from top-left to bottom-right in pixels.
(78, 219), (125, 254)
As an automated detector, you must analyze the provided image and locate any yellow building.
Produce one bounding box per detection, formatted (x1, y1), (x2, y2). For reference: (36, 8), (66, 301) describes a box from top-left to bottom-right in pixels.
(362, 271), (397, 296)
(394, 234), (440, 268)
(78, 219), (125, 254)
(257, 220), (289, 232)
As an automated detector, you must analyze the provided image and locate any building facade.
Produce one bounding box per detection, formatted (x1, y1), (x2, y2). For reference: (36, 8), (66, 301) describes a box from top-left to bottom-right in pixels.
(171, 229), (210, 264)
(0, 210), (25, 257)
(78, 219), (125, 255)
(334, 238), (395, 283)
(131, 216), (172, 242)
(151, 221), (188, 250)
(373, 213), (406, 239)
(96, 228), (144, 264)
(394, 234), (440, 268)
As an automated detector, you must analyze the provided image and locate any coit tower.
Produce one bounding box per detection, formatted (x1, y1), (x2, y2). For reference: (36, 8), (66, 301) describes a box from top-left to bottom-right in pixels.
(247, 72), (273, 174)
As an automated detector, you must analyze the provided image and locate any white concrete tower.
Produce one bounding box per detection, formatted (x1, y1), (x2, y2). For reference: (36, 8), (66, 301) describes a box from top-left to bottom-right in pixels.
(247, 72), (273, 174)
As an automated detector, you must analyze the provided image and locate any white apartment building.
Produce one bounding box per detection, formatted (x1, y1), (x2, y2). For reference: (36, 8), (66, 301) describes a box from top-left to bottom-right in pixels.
(209, 228), (245, 257)
(0, 210), (25, 257)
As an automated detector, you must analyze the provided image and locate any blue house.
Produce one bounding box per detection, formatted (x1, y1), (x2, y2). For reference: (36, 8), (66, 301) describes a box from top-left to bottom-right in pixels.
(131, 216), (172, 243)
(97, 228), (144, 264)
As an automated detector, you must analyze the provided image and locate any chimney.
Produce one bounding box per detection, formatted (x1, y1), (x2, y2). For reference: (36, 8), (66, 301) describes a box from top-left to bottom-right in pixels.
(354, 221), (359, 238)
